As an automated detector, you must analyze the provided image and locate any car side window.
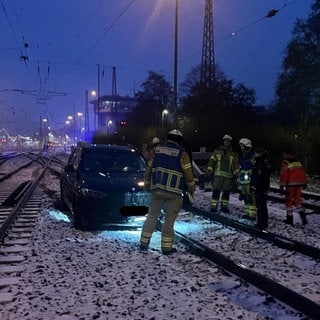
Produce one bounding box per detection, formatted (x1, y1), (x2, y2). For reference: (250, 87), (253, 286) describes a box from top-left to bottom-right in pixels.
(112, 153), (145, 172)
(83, 154), (102, 172)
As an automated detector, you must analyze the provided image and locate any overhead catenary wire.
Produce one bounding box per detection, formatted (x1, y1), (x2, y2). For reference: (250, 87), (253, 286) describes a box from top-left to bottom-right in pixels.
(161, 0), (306, 74)
(57, 0), (137, 90)
(9, 0), (29, 47)
(0, 0), (30, 65)
(80, 0), (137, 62)
(0, 0), (20, 50)
(1, 0), (308, 99)
(214, 1), (296, 45)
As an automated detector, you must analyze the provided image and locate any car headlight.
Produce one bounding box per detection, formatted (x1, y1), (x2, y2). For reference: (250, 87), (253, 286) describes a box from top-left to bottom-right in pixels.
(137, 181), (144, 187)
(80, 188), (105, 198)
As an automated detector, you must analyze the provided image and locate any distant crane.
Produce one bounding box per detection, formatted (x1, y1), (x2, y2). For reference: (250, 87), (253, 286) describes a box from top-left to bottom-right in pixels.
(0, 128), (14, 144)
(200, 0), (215, 87)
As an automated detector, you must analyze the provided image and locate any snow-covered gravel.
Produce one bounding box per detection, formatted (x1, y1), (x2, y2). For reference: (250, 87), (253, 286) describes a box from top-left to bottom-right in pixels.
(0, 156), (319, 319)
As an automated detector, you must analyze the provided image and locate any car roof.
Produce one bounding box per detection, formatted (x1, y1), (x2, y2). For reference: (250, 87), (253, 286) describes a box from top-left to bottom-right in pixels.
(77, 143), (134, 152)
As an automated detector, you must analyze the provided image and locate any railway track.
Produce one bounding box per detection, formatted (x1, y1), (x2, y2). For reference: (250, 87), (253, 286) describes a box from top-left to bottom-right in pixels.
(1, 150), (319, 318)
(0, 151), (65, 304)
(190, 206), (320, 259)
(160, 201), (320, 320)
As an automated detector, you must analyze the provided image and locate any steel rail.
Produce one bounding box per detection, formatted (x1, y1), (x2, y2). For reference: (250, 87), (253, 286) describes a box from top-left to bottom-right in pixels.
(0, 155), (55, 242)
(0, 157), (42, 182)
(268, 193), (320, 213)
(173, 230), (320, 320)
(188, 206), (320, 260)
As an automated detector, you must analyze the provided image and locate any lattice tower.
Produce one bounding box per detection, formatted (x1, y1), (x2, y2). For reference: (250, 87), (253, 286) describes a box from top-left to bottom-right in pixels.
(200, 0), (215, 87)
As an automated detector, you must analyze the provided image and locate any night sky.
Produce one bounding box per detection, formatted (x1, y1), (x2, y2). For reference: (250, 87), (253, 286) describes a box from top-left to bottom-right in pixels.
(0, 0), (314, 135)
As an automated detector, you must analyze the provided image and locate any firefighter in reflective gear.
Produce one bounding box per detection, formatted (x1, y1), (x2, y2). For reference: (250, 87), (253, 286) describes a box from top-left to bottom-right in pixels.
(238, 138), (257, 219)
(279, 147), (307, 225)
(140, 129), (196, 255)
(207, 134), (239, 213)
(146, 137), (160, 161)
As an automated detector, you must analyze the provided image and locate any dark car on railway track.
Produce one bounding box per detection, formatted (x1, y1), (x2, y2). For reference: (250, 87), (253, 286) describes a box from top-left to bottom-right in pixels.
(60, 143), (149, 230)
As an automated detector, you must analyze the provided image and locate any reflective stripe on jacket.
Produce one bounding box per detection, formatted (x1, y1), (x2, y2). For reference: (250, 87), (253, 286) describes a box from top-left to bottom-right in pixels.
(280, 155), (306, 187)
(238, 149), (255, 185)
(145, 141), (195, 195)
(207, 146), (239, 178)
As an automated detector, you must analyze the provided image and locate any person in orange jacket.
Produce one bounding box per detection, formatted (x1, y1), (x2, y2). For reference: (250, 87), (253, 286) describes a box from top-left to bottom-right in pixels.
(279, 146), (307, 225)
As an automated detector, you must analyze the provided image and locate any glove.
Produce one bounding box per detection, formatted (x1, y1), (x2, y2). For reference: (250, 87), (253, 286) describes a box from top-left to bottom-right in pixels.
(188, 184), (196, 195)
(186, 192), (194, 205)
(303, 183), (308, 190)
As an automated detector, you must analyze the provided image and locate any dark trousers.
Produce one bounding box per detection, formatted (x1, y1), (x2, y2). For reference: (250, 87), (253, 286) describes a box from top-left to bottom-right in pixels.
(255, 193), (268, 228)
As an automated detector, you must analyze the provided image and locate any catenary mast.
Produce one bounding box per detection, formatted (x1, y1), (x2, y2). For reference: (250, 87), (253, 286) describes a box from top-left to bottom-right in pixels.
(200, 0), (215, 87)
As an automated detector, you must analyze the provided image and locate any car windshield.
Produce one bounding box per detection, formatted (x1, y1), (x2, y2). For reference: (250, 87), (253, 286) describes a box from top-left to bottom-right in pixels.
(81, 150), (146, 173)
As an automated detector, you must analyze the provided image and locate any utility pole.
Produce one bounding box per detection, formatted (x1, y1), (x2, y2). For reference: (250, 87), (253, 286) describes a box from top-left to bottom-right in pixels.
(40, 115), (43, 145)
(97, 63), (101, 130)
(73, 103), (76, 144)
(85, 91), (89, 134)
(112, 66), (117, 109)
(173, 0), (179, 128)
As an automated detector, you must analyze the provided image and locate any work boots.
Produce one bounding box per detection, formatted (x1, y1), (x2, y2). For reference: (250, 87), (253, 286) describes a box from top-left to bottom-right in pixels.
(284, 215), (293, 226)
(299, 210), (308, 225)
(284, 208), (294, 226)
(221, 206), (230, 214)
(210, 206), (218, 213)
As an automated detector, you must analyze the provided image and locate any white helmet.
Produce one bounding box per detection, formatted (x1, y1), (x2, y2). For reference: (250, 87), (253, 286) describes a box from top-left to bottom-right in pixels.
(168, 129), (182, 136)
(223, 134), (232, 141)
(152, 137), (160, 145)
(239, 138), (252, 148)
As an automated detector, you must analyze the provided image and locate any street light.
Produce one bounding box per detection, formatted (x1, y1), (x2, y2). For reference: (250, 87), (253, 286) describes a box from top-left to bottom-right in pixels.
(162, 109), (168, 130)
(42, 118), (48, 148)
(107, 120), (113, 136)
(77, 112), (83, 141)
(67, 115), (75, 144)
(91, 90), (97, 131)
(65, 120), (71, 149)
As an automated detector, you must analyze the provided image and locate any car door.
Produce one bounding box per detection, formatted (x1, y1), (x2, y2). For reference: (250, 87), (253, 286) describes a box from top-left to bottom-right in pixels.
(63, 147), (82, 208)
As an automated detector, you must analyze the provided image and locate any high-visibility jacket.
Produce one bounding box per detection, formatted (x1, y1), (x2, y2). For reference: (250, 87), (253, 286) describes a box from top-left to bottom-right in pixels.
(207, 145), (239, 178)
(144, 140), (195, 195)
(238, 149), (255, 185)
(280, 155), (306, 187)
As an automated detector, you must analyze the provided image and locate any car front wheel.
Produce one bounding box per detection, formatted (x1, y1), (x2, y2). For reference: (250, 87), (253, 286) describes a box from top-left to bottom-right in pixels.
(73, 198), (84, 230)
(59, 182), (68, 211)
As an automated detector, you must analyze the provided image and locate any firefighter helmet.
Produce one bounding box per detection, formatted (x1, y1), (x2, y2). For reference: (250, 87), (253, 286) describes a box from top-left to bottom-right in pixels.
(222, 134), (232, 141)
(168, 129), (182, 136)
(239, 138), (252, 148)
(152, 137), (160, 145)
